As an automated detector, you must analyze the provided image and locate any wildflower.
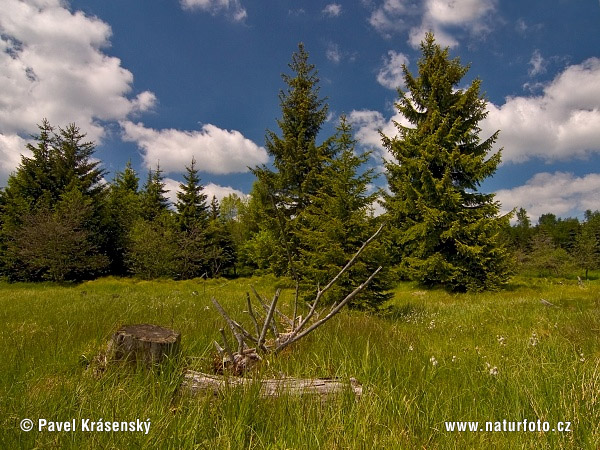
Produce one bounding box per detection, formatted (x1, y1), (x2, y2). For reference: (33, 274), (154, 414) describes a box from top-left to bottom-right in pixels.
(428, 320), (436, 329)
(452, 355), (457, 363)
(580, 353), (585, 362)
(430, 356), (438, 366)
(529, 332), (539, 347)
(408, 344), (414, 352)
(489, 366), (499, 376)
(497, 335), (506, 346)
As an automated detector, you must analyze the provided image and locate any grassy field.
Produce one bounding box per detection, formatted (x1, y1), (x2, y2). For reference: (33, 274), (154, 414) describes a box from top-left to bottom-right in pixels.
(1, 274), (599, 449)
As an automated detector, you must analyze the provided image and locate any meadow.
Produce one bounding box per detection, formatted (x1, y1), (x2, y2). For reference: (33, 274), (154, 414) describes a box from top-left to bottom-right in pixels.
(1, 274), (599, 449)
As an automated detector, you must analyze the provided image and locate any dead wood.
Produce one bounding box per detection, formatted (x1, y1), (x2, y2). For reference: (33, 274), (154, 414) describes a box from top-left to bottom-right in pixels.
(109, 324), (181, 366)
(209, 224), (385, 374)
(182, 370), (362, 398)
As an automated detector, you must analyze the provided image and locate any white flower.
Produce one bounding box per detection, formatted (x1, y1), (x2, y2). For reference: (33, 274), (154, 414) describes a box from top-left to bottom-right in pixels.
(529, 332), (539, 347)
(408, 344), (414, 352)
(430, 356), (438, 366)
(489, 366), (499, 376)
(497, 335), (506, 346)
(452, 355), (457, 363)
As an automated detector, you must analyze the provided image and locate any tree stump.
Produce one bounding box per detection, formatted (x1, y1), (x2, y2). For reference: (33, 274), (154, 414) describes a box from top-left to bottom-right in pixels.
(109, 324), (181, 366)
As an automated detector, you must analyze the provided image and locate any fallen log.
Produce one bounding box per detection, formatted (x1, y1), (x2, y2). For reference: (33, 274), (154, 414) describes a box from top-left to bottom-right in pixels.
(182, 370), (363, 398)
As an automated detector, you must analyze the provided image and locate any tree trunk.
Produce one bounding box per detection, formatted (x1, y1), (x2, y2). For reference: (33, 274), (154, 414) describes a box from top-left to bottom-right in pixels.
(109, 324), (181, 366)
(182, 370), (362, 398)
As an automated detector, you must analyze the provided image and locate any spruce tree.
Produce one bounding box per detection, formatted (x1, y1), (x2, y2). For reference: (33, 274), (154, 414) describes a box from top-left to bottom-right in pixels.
(106, 161), (142, 275)
(252, 43), (333, 276)
(297, 115), (392, 309)
(140, 164), (170, 221)
(383, 33), (511, 291)
(0, 120), (108, 280)
(175, 158), (208, 231)
(173, 158), (210, 279)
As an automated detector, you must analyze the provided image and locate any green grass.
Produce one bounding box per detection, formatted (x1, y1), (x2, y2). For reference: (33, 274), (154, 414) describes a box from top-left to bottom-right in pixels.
(1, 274), (599, 449)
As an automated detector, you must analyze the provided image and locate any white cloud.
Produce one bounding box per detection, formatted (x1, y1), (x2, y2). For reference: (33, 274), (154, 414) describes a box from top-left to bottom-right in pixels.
(164, 177), (246, 207)
(495, 172), (600, 222)
(180, 0), (247, 22)
(368, 0), (416, 37)
(326, 42), (342, 64)
(377, 50), (409, 89)
(0, 0), (156, 182)
(481, 57), (600, 163)
(120, 121), (268, 175)
(367, 0), (496, 47)
(323, 3), (342, 17)
(348, 109), (413, 162)
(528, 49), (546, 77)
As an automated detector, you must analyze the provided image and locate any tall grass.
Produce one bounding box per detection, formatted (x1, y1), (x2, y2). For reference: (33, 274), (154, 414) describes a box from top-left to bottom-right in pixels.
(1, 274), (599, 448)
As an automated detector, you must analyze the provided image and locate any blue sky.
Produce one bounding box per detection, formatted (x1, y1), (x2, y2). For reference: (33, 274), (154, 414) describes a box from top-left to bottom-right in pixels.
(1, 0), (599, 222)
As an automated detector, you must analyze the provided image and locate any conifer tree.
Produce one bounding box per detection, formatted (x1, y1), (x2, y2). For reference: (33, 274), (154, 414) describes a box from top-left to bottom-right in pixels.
(140, 164), (170, 221)
(175, 158), (208, 231)
(383, 33), (511, 291)
(0, 120), (108, 280)
(297, 115), (392, 309)
(106, 161), (142, 275)
(173, 159), (210, 279)
(252, 43), (333, 275)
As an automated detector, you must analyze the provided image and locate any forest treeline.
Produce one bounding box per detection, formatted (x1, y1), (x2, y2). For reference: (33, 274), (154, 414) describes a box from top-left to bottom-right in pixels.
(0, 35), (598, 307)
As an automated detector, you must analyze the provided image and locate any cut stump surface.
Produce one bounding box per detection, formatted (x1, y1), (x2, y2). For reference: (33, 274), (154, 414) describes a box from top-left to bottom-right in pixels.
(110, 324), (181, 365)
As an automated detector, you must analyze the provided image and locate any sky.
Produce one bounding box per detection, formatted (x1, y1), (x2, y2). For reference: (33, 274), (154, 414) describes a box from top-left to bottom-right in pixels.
(1, 0), (600, 223)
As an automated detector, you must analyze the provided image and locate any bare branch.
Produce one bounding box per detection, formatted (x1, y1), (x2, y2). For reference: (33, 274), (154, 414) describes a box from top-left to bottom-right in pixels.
(246, 292), (261, 338)
(292, 280), (299, 330)
(257, 289), (281, 348)
(218, 328), (234, 361)
(276, 266), (382, 353)
(251, 285), (294, 328)
(293, 224), (385, 335)
(211, 297), (246, 353)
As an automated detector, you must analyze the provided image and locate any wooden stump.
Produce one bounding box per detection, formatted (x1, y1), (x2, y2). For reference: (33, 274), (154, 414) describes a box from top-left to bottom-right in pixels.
(109, 324), (181, 366)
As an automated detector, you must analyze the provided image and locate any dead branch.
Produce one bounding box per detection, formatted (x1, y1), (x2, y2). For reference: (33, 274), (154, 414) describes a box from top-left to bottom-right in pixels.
(208, 223), (385, 374)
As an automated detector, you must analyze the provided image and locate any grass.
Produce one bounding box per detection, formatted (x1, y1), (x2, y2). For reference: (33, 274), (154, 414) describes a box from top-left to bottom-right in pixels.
(1, 274), (599, 448)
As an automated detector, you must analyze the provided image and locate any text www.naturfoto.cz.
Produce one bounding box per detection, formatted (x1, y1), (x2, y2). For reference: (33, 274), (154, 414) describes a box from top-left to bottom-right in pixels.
(445, 419), (572, 433)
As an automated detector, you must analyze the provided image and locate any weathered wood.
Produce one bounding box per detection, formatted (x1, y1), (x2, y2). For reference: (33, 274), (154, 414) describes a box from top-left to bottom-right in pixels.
(182, 370), (362, 398)
(109, 324), (180, 365)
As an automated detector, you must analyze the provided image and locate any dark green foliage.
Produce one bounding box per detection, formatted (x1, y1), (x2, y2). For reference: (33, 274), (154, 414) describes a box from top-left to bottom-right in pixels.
(252, 43), (333, 275)
(383, 33), (511, 291)
(296, 116), (392, 309)
(4, 187), (109, 282)
(106, 161), (142, 275)
(175, 158), (208, 231)
(0, 120), (108, 281)
(125, 214), (178, 279)
(141, 164), (170, 221)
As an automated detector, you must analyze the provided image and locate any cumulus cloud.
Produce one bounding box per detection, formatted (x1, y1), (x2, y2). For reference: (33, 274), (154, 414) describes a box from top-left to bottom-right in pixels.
(180, 0), (247, 21)
(481, 57), (600, 163)
(348, 109), (412, 162)
(368, 0), (417, 37)
(367, 0), (496, 47)
(0, 0), (156, 182)
(120, 121), (268, 175)
(377, 50), (409, 89)
(528, 49), (546, 77)
(164, 177), (246, 208)
(323, 3), (342, 17)
(495, 172), (600, 222)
